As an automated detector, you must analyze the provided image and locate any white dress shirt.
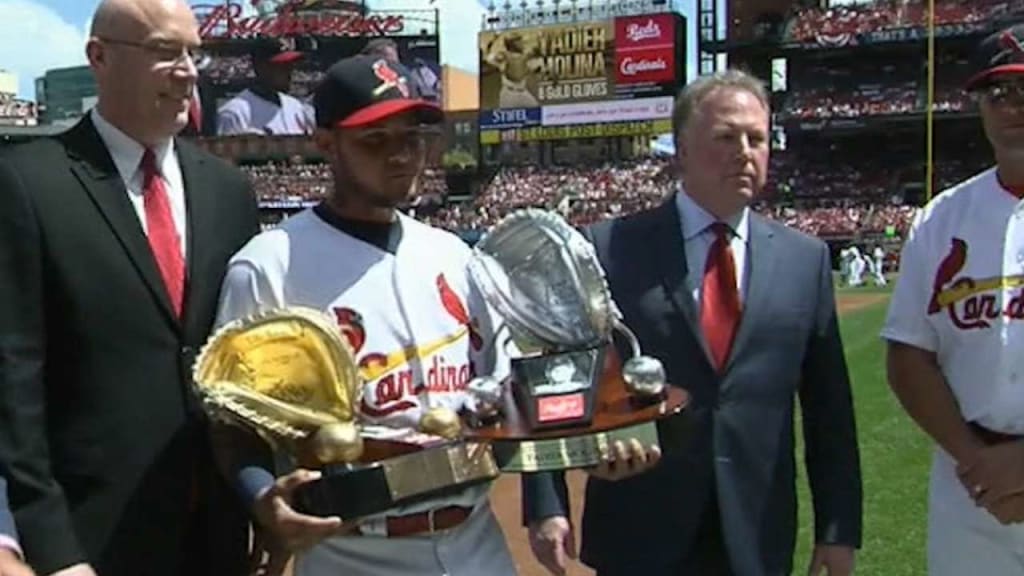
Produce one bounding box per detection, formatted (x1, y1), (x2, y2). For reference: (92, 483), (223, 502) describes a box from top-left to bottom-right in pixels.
(90, 108), (188, 258)
(675, 188), (750, 306)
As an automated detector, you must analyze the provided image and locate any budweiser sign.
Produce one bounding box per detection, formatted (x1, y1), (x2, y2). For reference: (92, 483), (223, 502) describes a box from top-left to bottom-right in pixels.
(619, 56), (667, 76)
(194, 1), (405, 39)
(625, 20), (663, 43)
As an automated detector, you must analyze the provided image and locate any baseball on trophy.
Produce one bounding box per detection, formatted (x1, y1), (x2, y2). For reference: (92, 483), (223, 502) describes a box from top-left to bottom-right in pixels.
(310, 421), (364, 464)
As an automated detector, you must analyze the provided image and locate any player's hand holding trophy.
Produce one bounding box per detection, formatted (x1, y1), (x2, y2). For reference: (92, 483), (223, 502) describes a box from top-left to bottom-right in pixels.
(190, 208), (688, 521)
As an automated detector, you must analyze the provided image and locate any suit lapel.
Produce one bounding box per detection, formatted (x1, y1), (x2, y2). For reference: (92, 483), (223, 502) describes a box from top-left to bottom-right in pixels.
(725, 213), (777, 373)
(177, 142), (213, 336)
(653, 196), (713, 363)
(64, 117), (179, 329)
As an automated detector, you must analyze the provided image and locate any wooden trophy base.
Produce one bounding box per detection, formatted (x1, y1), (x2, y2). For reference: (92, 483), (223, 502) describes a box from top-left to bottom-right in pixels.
(291, 439), (499, 520)
(464, 355), (690, 472)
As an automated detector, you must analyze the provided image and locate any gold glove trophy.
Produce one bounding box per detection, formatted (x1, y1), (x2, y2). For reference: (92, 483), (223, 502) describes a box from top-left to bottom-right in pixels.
(192, 308), (499, 520)
(463, 209), (690, 472)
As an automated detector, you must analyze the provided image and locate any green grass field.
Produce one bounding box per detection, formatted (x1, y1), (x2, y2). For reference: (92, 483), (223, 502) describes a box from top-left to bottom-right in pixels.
(793, 286), (932, 575)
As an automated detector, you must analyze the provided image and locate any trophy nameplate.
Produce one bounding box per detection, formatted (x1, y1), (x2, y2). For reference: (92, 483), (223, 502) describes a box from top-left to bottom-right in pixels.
(193, 308), (499, 521)
(466, 348), (689, 472)
(463, 209), (691, 472)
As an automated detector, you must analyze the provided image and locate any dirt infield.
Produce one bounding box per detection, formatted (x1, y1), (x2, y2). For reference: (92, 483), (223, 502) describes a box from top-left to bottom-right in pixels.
(836, 292), (889, 315)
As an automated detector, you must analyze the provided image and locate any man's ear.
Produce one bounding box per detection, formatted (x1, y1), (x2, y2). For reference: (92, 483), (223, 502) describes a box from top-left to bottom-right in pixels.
(674, 139), (687, 176)
(86, 38), (106, 72)
(313, 128), (335, 154)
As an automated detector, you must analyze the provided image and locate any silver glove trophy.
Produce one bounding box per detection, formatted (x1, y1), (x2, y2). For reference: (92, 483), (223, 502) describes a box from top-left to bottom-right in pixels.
(463, 209), (688, 471)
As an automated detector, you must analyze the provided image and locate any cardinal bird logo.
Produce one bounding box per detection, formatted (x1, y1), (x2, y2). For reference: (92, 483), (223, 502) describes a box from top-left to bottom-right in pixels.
(928, 238), (968, 314)
(437, 274), (483, 350)
(1000, 30), (1024, 56)
(333, 307), (366, 354)
(372, 60), (410, 98)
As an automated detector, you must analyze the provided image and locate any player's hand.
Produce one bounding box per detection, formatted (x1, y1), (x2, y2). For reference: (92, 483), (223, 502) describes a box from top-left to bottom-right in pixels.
(585, 439), (661, 482)
(982, 493), (1024, 525)
(956, 441), (1024, 505)
(0, 548), (34, 576)
(807, 544), (855, 576)
(252, 469), (349, 553)
(528, 516), (577, 576)
(248, 523), (291, 576)
(47, 564), (94, 576)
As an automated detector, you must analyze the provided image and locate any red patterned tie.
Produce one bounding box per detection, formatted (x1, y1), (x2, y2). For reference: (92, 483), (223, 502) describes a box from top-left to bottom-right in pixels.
(141, 149), (185, 318)
(188, 90), (202, 133)
(700, 222), (741, 372)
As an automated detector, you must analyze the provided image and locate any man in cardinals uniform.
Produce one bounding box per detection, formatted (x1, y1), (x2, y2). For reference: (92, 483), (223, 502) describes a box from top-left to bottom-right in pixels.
(216, 38), (313, 136)
(213, 55), (517, 576)
(883, 24), (1024, 575)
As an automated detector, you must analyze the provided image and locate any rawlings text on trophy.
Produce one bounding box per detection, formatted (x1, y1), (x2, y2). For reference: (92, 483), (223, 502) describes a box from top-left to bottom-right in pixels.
(192, 308), (499, 520)
(464, 209), (689, 472)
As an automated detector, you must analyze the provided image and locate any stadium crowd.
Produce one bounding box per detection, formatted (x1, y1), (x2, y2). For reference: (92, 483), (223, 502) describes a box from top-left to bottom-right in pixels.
(787, 0), (1019, 43)
(779, 52), (981, 120)
(242, 155), (994, 240)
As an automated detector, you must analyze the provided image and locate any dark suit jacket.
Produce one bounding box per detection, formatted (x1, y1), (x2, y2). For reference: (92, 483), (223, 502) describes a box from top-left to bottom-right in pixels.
(523, 197), (862, 575)
(0, 116), (260, 575)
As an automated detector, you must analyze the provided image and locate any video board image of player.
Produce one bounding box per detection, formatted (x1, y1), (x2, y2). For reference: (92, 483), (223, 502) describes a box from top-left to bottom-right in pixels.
(362, 38), (442, 104)
(479, 22), (614, 109)
(215, 38), (316, 136)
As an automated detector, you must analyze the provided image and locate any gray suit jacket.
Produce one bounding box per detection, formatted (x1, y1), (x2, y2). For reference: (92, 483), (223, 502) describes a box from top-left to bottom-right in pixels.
(0, 476), (17, 545)
(523, 197), (862, 575)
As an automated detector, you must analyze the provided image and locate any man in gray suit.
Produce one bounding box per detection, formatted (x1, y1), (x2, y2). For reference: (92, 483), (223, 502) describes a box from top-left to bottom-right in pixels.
(0, 477), (33, 575)
(523, 69), (863, 576)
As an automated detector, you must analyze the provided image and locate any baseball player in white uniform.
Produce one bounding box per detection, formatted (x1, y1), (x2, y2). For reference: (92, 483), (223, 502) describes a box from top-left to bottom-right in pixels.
(846, 245), (865, 287)
(217, 39), (314, 136)
(872, 246), (887, 286)
(213, 55), (516, 575)
(882, 24), (1024, 576)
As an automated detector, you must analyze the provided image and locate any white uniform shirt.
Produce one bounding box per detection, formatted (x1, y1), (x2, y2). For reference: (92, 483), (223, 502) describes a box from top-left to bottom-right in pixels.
(91, 108), (188, 257)
(216, 88), (314, 136)
(216, 209), (509, 523)
(882, 168), (1024, 433)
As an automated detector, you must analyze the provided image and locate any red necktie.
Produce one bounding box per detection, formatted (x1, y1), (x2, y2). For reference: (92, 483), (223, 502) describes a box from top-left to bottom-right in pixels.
(188, 88), (202, 133)
(700, 222), (741, 372)
(141, 149), (185, 318)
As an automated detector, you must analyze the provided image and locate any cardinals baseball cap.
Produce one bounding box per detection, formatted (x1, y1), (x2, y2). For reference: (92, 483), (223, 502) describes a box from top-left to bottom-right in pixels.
(966, 24), (1024, 90)
(313, 55), (443, 129)
(251, 38), (304, 65)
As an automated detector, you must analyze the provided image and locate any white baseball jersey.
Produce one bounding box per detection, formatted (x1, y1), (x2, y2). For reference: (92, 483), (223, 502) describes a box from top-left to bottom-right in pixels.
(216, 88), (313, 136)
(882, 167), (1024, 575)
(216, 208), (516, 576)
(882, 168), (1024, 433)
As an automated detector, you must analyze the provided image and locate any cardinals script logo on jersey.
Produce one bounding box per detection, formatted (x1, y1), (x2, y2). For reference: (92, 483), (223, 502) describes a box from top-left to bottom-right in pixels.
(928, 237), (1024, 329)
(332, 273), (479, 418)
